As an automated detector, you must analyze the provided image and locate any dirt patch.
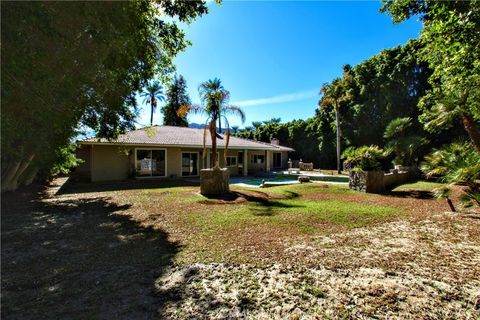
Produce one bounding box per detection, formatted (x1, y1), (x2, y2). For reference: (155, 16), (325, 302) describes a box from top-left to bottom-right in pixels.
(157, 263), (480, 319)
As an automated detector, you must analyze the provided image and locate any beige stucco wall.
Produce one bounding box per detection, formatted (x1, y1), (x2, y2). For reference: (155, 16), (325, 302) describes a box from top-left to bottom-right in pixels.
(91, 145), (130, 182)
(73, 144), (92, 180)
(83, 144), (291, 181)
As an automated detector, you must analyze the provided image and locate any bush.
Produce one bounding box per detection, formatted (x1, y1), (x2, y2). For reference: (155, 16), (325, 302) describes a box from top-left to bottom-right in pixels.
(421, 142), (480, 208)
(342, 145), (386, 171)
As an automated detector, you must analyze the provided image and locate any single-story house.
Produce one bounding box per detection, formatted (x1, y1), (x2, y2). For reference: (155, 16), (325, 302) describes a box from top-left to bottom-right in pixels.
(75, 125), (294, 182)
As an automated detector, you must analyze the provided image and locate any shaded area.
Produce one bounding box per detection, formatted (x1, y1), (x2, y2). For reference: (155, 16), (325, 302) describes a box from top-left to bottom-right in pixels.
(385, 189), (435, 199)
(1, 185), (179, 319)
(56, 178), (199, 195)
(200, 189), (304, 217)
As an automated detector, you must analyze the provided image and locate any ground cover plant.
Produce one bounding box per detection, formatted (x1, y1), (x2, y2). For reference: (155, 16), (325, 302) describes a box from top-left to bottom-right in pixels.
(2, 178), (479, 319)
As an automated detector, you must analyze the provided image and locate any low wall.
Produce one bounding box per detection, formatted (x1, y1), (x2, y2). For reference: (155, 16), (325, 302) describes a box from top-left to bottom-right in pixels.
(384, 169), (410, 188)
(349, 168), (413, 193)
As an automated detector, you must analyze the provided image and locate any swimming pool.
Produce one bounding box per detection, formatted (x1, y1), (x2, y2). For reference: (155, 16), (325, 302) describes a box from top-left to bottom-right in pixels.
(231, 177), (299, 187)
(231, 174), (349, 187)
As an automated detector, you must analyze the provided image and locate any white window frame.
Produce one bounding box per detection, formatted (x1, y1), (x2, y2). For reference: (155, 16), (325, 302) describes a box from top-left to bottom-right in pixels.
(181, 152), (200, 177)
(226, 156), (237, 167)
(135, 148), (167, 178)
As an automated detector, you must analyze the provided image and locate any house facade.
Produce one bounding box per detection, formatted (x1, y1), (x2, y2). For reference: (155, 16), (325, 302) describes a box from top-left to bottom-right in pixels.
(75, 126), (294, 182)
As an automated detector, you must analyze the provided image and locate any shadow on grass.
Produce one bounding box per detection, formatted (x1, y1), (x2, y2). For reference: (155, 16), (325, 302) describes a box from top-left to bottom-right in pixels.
(56, 177), (199, 195)
(201, 189), (303, 216)
(1, 187), (179, 319)
(385, 190), (435, 200)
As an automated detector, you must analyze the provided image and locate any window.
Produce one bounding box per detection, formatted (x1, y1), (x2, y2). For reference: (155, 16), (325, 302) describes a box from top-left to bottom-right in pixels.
(136, 149), (166, 177)
(226, 156), (237, 167)
(182, 152), (199, 176)
(251, 154), (265, 164)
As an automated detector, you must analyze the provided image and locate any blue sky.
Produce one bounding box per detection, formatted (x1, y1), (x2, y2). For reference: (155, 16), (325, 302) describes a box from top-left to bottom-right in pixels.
(137, 0), (421, 128)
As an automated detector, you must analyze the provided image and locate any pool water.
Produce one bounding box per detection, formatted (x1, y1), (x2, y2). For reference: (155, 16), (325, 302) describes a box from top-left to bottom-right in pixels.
(231, 174), (349, 187)
(236, 177), (298, 186)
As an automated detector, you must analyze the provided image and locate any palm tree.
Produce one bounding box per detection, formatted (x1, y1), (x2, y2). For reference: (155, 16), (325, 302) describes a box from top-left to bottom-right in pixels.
(319, 75), (352, 174)
(181, 78), (245, 168)
(140, 80), (165, 125)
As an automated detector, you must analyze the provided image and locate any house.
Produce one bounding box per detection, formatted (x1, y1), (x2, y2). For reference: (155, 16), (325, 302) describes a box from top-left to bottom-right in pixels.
(75, 125), (294, 182)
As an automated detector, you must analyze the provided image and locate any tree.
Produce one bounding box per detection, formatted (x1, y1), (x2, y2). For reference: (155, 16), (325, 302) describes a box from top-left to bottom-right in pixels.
(140, 80), (165, 126)
(162, 75), (189, 127)
(382, 0), (480, 151)
(231, 126), (239, 134)
(319, 69), (352, 173)
(182, 78), (245, 168)
(1, 1), (209, 191)
(252, 121), (263, 131)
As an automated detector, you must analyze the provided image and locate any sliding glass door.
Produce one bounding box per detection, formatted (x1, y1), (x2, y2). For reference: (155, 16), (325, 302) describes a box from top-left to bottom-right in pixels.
(273, 152), (282, 168)
(136, 149), (166, 177)
(182, 152), (199, 176)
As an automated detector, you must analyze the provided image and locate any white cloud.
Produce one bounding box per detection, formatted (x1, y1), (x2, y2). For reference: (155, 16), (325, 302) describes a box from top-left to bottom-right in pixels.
(232, 89), (318, 107)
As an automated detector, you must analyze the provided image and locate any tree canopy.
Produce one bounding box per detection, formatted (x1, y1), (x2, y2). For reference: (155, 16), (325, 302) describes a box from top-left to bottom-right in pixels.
(162, 75), (190, 127)
(1, 0), (209, 191)
(382, 0), (480, 150)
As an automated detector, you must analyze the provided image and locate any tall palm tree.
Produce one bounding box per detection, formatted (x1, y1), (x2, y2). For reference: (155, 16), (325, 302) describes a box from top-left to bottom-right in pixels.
(140, 80), (165, 125)
(319, 76), (352, 173)
(180, 78), (245, 168)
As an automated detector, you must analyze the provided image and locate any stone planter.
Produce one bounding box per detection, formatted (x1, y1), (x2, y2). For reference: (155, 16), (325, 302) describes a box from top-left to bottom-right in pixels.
(200, 168), (230, 196)
(349, 170), (385, 193)
(394, 165), (421, 179)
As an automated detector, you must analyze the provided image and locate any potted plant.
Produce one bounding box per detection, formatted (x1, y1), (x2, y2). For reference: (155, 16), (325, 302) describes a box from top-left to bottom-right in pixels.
(342, 145), (386, 193)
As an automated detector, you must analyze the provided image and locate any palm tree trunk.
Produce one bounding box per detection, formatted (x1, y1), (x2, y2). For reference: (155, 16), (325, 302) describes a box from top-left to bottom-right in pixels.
(462, 113), (480, 152)
(150, 103), (154, 126)
(210, 120), (218, 168)
(335, 106), (341, 174)
(218, 117), (222, 134)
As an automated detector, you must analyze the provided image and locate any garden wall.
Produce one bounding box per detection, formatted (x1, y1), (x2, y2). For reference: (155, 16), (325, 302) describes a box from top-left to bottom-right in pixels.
(349, 169), (412, 193)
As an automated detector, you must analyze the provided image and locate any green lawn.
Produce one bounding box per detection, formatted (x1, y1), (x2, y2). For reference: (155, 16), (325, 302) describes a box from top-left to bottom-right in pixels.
(392, 180), (444, 191)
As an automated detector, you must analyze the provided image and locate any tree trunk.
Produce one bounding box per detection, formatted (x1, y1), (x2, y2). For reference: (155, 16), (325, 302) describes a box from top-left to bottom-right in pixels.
(462, 113), (480, 152)
(1, 154), (35, 192)
(210, 120), (218, 168)
(218, 117), (222, 134)
(150, 103), (154, 126)
(2, 161), (21, 191)
(335, 106), (341, 174)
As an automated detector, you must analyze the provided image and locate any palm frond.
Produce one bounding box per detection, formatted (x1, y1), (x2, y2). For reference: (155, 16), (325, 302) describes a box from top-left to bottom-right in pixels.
(223, 105), (246, 123)
(202, 116), (212, 159)
(222, 116), (230, 164)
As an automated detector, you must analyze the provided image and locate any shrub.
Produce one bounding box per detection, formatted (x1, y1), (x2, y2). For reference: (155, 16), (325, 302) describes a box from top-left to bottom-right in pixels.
(342, 145), (386, 171)
(421, 142), (480, 208)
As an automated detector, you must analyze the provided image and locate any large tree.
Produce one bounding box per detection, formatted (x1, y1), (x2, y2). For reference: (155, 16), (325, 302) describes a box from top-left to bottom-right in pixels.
(319, 66), (353, 173)
(162, 75), (190, 127)
(381, 0), (480, 151)
(1, 1), (209, 191)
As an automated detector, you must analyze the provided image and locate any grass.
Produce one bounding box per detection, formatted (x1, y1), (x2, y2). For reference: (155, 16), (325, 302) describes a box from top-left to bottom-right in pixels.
(392, 180), (444, 192)
(187, 197), (398, 235)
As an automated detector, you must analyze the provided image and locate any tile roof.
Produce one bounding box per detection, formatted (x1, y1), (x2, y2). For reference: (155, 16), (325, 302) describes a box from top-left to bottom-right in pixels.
(79, 125), (294, 151)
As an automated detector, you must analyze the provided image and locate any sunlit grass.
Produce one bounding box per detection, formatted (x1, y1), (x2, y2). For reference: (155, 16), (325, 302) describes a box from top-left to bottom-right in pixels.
(186, 196), (398, 236)
(393, 180), (445, 192)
